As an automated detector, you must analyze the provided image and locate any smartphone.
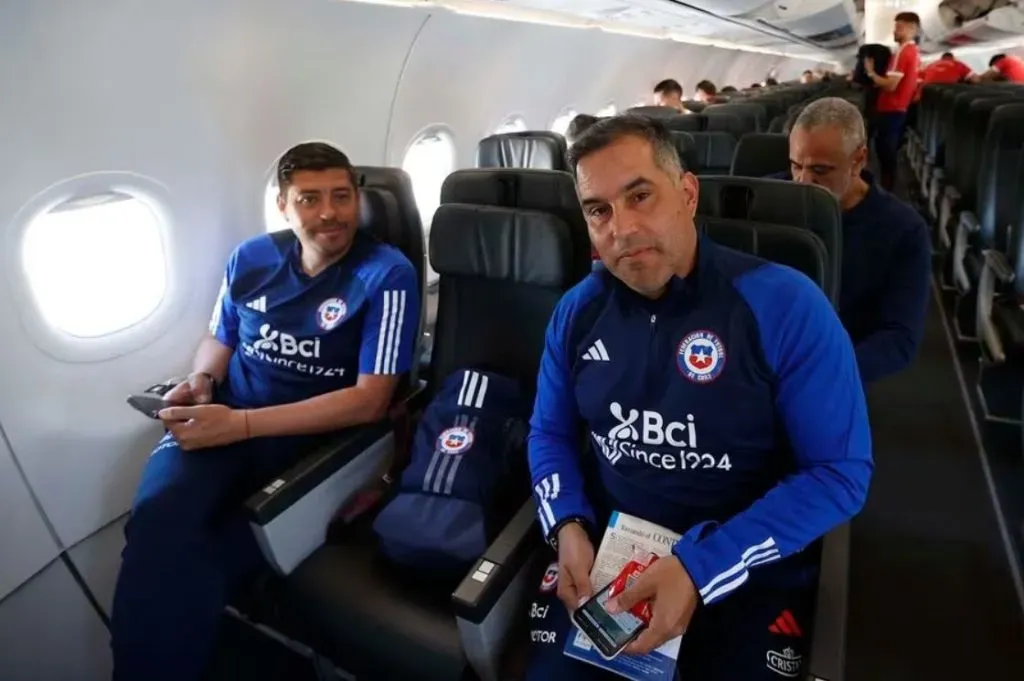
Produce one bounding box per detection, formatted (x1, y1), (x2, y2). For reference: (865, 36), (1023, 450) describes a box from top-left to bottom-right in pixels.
(126, 394), (172, 419)
(570, 581), (648, 660)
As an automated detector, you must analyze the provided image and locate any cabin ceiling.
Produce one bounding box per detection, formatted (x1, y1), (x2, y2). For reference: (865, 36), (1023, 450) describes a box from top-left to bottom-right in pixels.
(348, 0), (1024, 62)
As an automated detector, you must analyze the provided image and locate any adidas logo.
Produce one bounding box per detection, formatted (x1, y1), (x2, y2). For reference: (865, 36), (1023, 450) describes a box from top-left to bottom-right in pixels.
(768, 610), (803, 637)
(582, 339), (610, 362)
(245, 296), (267, 313)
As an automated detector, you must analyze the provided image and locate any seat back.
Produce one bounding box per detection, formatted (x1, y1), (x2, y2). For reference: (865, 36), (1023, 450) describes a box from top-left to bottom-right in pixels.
(962, 96), (1024, 205)
(696, 177), (842, 304)
(355, 167), (428, 381)
(701, 219), (829, 295)
(670, 131), (699, 172)
(426, 204), (578, 392)
(702, 112), (745, 139)
(730, 133), (790, 177)
(476, 132), (568, 171)
(439, 168), (591, 283)
(977, 103), (1024, 253)
(689, 132), (739, 175)
(703, 102), (767, 132)
(356, 167), (427, 296)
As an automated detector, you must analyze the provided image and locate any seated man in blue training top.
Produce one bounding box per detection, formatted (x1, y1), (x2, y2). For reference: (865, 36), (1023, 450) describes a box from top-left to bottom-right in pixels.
(774, 97), (931, 384)
(525, 114), (873, 680)
(109, 142), (420, 681)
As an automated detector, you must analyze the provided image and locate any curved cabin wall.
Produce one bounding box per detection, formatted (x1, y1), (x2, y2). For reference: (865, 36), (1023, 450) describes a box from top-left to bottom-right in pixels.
(0, 0), (825, 677)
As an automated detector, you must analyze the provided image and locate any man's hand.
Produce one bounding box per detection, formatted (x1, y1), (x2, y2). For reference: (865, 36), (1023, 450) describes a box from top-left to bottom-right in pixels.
(606, 556), (699, 656)
(158, 404), (248, 451)
(162, 372), (215, 406)
(556, 523), (595, 614)
(864, 57), (876, 76)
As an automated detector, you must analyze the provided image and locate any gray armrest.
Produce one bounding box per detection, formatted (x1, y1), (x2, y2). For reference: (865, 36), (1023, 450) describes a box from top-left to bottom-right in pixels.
(976, 250), (1016, 363)
(937, 185), (963, 250)
(244, 380), (428, 576)
(952, 211), (980, 293)
(452, 499), (543, 681)
(806, 523), (850, 681)
(927, 171), (944, 223)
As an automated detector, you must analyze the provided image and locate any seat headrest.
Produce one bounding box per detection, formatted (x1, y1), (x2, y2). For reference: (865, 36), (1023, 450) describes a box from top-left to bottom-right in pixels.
(476, 132), (568, 171)
(358, 187), (401, 243)
(440, 168), (591, 280)
(428, 204), (574, 288)
(730, 133), (790, 177)
(699, 218), (829, 299)
(696, 177), (841, 301)
(355, 166), (423, 234)
(663, 115), (703, 133)
(625, 106), (682, 119)
(669, 131), (698, 172)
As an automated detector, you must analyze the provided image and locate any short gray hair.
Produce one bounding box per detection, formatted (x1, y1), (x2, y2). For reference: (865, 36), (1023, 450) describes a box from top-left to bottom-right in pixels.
(566, 114), (682, 178)
(792, 97), (867, 154)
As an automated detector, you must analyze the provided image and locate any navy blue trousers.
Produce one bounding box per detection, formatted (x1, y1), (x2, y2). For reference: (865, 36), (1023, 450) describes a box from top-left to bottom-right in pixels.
(525, 558), (814, 681)
(874, 111), (908, 191)
(109, 431), (317, 681)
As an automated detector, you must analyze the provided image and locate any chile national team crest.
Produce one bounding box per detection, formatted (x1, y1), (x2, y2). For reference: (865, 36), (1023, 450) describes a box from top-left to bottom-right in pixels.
(316, 297), (347, 331)
(539, 562), (559, 593)
(677, 330), (726, 383)
(437, 425), (475, 455)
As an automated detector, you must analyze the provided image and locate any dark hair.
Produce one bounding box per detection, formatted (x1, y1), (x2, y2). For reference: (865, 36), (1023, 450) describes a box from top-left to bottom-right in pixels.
(276, 141), (356, 190)
(695, 80), (717, 96)
(765, 77), (779, 86)
(803, 70), (814, 76)
(721, 85), (738, 93)
(941, 51), (954, 59)
(894, 11), (920, 26)
(566, 113), (600, 144)
(653, 78), (683, 96)
(750, 82), (763, 88)
(566, 114), (680, 178)
(990, 53), (1006, 67)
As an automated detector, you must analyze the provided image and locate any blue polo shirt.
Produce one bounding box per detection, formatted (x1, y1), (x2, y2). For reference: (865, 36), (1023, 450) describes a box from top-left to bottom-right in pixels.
(209, 229), (419, 408)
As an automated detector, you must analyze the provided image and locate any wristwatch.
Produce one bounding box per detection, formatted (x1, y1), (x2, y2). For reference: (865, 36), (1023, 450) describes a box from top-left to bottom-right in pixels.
(547, 516), (590, 551)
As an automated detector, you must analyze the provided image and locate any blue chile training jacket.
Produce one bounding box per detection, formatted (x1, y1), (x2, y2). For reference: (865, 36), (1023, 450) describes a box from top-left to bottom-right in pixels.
(528, 236), (873, 604)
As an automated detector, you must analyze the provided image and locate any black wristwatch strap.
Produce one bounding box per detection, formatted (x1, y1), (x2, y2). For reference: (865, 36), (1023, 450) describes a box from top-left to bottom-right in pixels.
(548, 516), (589, 551)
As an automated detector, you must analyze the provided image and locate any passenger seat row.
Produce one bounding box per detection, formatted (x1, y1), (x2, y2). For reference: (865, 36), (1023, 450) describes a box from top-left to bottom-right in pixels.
(196, 166), (856, 681)
(904, 81), (1024, 427)
(478, 129), (791, 178)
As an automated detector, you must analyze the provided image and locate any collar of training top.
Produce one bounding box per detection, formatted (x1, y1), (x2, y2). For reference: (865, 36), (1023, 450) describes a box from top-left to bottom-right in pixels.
(608, 231), (712, 311)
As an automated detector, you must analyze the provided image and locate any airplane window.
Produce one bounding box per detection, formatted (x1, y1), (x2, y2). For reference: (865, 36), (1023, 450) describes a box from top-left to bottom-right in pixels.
(595, 103), (617, 116)
(551, 109), (578, 135)
(494, 115), (528, 134)
(263, 181), (289, 232)
(22, 192), (167, 337)
(402, 129), (456, 232)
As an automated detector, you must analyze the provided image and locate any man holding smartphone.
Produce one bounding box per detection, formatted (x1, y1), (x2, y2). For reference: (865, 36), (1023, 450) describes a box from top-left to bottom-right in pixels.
(524, 115), (873, 680)
(109, 142), (420, 681)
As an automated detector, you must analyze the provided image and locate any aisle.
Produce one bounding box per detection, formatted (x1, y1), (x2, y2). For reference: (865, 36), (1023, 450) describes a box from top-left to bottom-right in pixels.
(844, 283), (1024, 680)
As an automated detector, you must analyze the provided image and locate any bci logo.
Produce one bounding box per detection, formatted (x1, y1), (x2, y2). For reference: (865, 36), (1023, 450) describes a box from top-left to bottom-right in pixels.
(607, 402), (697, 448)
(252, 323), (321, 359)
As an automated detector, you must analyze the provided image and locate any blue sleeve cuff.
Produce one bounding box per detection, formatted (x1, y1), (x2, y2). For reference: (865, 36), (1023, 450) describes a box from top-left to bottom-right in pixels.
(672, 522), (780, 606)
(531, 472), (596, 539)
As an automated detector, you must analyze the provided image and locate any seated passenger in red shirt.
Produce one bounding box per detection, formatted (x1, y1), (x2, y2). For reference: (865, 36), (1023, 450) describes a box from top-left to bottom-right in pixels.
(915, 51), (972, 101)
(972, 53), (1024, 83)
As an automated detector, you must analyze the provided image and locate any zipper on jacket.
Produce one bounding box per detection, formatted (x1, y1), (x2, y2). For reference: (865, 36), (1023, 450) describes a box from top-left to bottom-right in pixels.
(646, 313), (660, 387)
